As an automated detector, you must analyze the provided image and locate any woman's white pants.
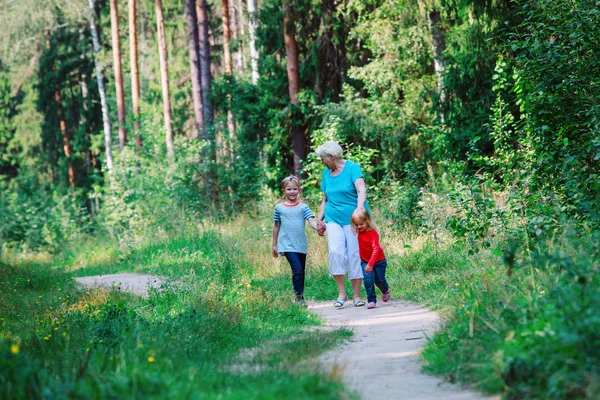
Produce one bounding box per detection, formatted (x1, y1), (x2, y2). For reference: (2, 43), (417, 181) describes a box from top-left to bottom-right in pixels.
(326, 222), (363, 280)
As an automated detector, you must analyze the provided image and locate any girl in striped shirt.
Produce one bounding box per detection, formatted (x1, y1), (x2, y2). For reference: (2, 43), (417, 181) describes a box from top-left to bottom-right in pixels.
(272, 176), (321, 307)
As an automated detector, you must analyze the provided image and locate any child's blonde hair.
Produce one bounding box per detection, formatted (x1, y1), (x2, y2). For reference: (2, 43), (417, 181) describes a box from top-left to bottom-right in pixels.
(281, 175), (301, 190)
(351, 208), (377, 232)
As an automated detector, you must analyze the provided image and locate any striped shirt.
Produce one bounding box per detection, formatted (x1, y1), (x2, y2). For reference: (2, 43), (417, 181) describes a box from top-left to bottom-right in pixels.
(273, 202), (315, 253)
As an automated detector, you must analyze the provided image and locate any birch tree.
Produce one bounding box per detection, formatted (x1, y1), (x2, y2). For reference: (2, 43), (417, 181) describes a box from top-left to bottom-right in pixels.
(247, 0), (259, 84)
(428, 9), (447, 122)
(87, 0), (113, 172)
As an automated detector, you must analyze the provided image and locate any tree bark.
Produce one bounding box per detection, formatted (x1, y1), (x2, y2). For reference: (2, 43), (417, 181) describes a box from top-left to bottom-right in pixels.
(185, 0), (204, 140)
(428, 10), (447, 120)
(231, 0), (244, 71)
(221, 0), (233, 75)
(109, 0), (127, 150)
(129, 0), (142, 147)
(155, 0), (174, 161)
(247, 0), (259, 84)
(45, 32), (76, 190)
(197, 0), (214, 133)
(87, 0), (113, 172)
(283, 0), (304, 175)
(221, 0), (236, 160)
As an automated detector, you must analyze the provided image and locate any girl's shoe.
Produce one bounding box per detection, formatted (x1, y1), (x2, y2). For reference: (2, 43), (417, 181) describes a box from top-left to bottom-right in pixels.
(353, 300), (366, 307)
(367, 302), (376, 309)
(382, 290), (391, 302)
(296, 299), (308, 308)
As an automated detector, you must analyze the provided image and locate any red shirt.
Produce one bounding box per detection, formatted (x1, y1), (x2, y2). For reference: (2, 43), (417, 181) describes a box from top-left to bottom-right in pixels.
(357, 229), (385, 267)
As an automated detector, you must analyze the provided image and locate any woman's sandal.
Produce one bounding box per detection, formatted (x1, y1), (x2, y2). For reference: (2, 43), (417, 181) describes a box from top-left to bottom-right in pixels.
(334, 295), (349, 308)
(353, 300), (366, 307)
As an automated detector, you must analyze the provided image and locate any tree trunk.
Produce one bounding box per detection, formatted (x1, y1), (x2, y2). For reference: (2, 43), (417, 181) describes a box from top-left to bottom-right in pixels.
(155, 0), (174, 161)
(197, 0), (214, 133)
(221, 0), (233, 75)
(283, 0), (304, 175)
(185, 0), (204, 140)
(247, 0), (259, 84)
(56, 89), (76, 190)
(109, 0), (127, 150)
(87, 0), (113, 172)
(197, 0), (216, 198)
(129, 0), (142, 147)
(428, 10), (447, 121)
(221, 0), (235, 161)
(46, 32), (76, 190)
(231, 1), (244, 71)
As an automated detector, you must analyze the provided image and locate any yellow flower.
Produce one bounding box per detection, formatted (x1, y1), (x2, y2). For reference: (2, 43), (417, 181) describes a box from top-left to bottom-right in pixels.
(147, 356), (155, 363)
(10, 344), (19, 354)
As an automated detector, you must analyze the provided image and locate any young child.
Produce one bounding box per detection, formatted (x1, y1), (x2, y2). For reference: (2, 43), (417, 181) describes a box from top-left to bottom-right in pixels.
(272, 176), (320, 307)
(351, 208), (391, 309)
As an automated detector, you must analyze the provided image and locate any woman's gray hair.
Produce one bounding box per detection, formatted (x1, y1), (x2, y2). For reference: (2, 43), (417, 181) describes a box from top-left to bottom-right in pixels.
(315, 141), (344, 159)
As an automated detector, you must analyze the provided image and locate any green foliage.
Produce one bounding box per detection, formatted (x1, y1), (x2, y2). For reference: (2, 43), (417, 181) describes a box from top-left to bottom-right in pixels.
(96, 122), (211, 241)
(420, 236), (600, 399)
(0, 173), (89, 253)
(0, 231), (352, 399)
(0, 68), (21, 181)
(485, 0), (600, 226)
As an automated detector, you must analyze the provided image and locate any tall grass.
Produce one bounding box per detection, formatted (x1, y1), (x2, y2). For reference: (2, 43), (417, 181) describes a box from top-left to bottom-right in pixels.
(0, 227), (355, 399)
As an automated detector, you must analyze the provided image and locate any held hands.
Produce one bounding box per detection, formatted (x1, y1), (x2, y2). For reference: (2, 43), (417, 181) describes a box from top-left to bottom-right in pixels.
(316, 221), (327, 236)
(365, 265), (373, 274)
(272, 246), (279, 258)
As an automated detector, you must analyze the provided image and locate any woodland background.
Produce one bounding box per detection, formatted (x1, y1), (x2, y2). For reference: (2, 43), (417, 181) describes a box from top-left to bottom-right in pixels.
(0, 0), (599, 399)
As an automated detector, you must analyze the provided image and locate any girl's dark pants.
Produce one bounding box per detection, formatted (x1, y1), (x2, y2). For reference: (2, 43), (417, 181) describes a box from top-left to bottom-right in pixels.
(283, 252), (306, 300)
(361, 258), (389, 303)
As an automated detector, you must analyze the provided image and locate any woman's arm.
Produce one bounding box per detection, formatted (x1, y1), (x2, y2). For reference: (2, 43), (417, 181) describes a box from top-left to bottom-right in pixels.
(272, 221), (281, 257)
(354, 177), (367, 210)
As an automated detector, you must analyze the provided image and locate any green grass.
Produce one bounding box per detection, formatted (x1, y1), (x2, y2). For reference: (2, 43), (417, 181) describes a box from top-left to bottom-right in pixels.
(382, 236), (600, 399)
(4, 212), (598, 399)
(0, 229), (356, 399)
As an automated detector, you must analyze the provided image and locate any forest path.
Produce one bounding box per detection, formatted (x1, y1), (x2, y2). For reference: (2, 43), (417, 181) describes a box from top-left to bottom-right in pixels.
(73, 273), (493, 399)
(74, 273), (166, 297)
(310, 300), (496, 400)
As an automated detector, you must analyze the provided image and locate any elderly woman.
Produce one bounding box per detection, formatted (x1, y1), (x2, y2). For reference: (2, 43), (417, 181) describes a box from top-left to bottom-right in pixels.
(315, 141), (369, 307)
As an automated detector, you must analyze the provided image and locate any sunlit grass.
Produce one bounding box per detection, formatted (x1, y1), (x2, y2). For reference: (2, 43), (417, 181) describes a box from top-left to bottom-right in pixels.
(0, 223), (354, 399)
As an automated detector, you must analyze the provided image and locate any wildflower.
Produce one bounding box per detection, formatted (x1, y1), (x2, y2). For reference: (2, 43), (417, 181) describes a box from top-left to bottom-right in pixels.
(147, 356), (155, 363)
(10, 344), (19, 354)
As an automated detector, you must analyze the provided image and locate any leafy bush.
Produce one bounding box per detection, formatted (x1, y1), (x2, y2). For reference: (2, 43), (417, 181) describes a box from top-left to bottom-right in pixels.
(421, 236), (600, 399)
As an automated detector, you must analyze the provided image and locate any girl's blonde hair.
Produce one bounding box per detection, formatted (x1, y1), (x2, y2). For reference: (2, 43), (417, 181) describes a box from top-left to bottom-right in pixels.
(351, 208), (377, 232)
(281, 175), (301, 190)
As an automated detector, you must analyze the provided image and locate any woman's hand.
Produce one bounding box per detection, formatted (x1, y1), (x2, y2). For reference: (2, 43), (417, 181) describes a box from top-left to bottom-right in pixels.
(317, 220), (327, 236)
(272, 246), (279, 258)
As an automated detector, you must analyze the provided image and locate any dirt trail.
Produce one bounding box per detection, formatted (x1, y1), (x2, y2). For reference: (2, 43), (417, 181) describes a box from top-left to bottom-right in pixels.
(311, 300), (495, 400)
(74, 273), (494, 399)
(74, 273), (165, 297)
